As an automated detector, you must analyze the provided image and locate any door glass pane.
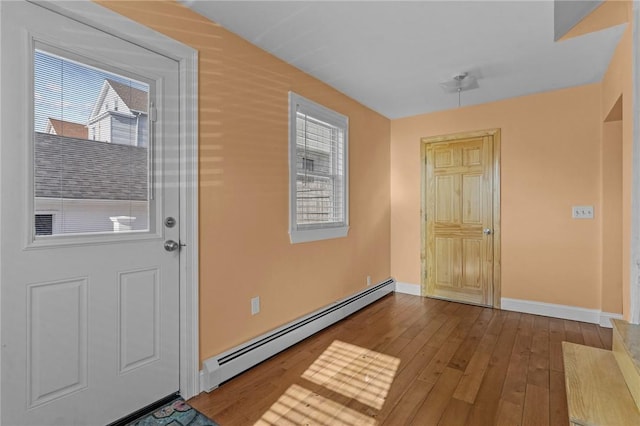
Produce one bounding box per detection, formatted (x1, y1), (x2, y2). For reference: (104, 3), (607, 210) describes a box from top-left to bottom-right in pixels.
(34, 48), (151, 237)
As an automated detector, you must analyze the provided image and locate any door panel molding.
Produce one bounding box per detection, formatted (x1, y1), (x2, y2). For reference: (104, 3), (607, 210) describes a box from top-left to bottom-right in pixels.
(27, 277), (88, 408)
(421, 129), (501, 307)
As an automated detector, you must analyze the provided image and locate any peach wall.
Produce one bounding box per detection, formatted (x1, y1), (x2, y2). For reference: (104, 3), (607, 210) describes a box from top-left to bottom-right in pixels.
(560, 0), (628, 41)
(391, 84), (603, 309)
(601, 119), (623, 313)
(98, 1), (391, 360)
(601, 17), (633, 319)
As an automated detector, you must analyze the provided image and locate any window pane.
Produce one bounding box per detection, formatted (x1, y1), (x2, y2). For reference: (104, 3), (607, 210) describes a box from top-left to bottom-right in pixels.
(295, 113), (345, 226)
(34, 49), (151, 236)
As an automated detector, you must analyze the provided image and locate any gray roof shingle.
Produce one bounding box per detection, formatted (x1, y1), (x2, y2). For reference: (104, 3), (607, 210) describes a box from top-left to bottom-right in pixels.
(35, 132), (148, 201)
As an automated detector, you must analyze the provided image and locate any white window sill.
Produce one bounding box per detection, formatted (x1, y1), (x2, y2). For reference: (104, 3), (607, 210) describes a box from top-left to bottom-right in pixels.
(289, 226), (349, 244)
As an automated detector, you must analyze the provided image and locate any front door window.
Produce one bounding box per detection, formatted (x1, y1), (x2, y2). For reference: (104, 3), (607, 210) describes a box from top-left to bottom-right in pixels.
(34, 47), (151, 237)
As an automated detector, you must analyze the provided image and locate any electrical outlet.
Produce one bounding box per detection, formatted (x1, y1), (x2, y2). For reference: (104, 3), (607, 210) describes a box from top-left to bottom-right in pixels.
(366, 276), (371, 286)
(572, 205), (594, 219)
(251, 296), (260, 315)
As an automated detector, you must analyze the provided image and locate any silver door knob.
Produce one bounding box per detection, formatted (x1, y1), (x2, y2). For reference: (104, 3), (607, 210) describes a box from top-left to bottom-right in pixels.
(483, 228), (492, 235)
(164, 240), (180, 252)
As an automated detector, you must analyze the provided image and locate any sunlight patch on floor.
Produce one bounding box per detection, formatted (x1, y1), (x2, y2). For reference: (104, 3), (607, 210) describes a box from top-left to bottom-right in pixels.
(255, 384), (377, 426)
(256, 340), (400, 424)
(301, 340), (400, 410)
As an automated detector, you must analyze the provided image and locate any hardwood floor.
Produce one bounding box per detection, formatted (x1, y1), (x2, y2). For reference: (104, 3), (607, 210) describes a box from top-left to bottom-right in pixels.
(188, 293), (612, 425)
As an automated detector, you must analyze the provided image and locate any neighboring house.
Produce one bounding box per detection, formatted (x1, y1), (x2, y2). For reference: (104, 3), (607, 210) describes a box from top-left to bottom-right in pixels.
(34, 78), (151, 235)
(45, 117), (88, 139)
(296, 144), (333, 224)
(34, 132), (148, 235)
(87, 78), (148, 147)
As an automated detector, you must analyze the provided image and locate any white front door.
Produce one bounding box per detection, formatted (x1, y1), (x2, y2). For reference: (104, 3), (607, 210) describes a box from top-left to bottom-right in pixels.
(1, 2), (181, 424)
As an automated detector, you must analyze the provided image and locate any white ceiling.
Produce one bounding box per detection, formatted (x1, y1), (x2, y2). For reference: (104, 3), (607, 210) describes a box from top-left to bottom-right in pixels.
(181, 1), (626, 119)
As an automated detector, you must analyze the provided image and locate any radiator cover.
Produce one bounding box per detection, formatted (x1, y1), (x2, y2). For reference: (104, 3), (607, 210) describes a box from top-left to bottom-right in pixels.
(201, 278), (396, 391)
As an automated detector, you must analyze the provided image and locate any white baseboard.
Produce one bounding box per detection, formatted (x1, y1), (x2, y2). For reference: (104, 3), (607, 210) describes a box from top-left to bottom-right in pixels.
(501, 297), (622, 328)
(599, 311), (624, 328)
(395, 281), (421, 296)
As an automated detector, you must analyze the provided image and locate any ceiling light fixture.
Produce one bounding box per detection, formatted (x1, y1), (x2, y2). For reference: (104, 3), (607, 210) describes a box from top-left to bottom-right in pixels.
(439, 72), (479, 107)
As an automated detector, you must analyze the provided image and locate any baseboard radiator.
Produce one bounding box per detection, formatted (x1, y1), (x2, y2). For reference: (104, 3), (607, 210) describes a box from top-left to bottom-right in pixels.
(201, 278), (396, 392)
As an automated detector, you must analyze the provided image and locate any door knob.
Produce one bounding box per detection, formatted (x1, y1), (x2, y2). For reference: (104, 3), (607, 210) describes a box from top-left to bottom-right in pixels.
(483, 228), (492, 235)
(164, 240), (180, 252)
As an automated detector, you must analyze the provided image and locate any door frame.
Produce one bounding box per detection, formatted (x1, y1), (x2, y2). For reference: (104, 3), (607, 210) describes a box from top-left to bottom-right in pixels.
(631, 1), (640, 324)
(420, 129), (501, 308)
(0, 0), (200, 413)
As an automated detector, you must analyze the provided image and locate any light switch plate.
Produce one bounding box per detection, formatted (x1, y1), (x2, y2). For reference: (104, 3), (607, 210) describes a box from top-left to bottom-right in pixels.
(572, 205), (594, 219)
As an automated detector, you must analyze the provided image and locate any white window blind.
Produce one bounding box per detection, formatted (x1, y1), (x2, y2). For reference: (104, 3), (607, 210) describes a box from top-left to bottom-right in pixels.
(289, 92), (349, 243)
(33, 46), (151, 237)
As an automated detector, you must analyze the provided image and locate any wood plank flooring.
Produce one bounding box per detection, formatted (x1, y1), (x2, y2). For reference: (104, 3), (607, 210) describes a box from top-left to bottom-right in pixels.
(188, 293), (612, 425)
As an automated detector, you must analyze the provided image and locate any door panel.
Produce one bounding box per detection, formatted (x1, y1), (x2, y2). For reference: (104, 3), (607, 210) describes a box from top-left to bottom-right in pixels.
(435, 149), (454, 168)
(462, 174), (482, 224)
(1, 2), (181, 424)
(435, 237), (455, 285)
(463, 145), (482, 166)
(28, 278), (88, 408)
(119, 268), (161, 374)
(424, 134), (497, 306)
(435, 175), (456, 222)
(462, 239), (482, 289)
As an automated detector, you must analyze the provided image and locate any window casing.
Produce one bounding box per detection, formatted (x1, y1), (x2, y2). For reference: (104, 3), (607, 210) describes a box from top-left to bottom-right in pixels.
(289, 92), (349, 243)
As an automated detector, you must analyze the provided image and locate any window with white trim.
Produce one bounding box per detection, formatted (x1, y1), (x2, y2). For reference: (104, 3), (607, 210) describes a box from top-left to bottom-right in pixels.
(289, 92), (349, 243)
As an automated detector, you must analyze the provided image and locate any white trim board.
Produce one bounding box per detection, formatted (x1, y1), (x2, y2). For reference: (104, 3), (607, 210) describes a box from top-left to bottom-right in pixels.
(501, 298), (622, 328)
(600, 311), (625, 328)
(395, 281), (421, 296)
(0, 3), (4, 420)
(30, 0), (200, 400)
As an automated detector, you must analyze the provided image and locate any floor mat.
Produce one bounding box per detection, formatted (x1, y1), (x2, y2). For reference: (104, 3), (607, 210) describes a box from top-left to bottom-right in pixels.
(127, 398), (218, 426)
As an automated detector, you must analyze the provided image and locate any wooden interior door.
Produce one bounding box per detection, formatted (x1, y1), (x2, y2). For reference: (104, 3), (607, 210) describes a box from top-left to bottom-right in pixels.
(422, 131), (500, 306)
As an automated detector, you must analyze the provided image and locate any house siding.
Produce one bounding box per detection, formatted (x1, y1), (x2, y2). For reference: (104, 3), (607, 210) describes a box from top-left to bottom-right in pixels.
(88, 84), (148, 146)
(92, 113), (111, 142)
(138, 115), (148, 147)
(111, 114), (147, 146)
(105, 85), (132, 115)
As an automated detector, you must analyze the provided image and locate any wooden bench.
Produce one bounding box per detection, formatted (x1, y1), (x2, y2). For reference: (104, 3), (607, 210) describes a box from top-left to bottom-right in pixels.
(612, 319), (640, 409)
(563, 341), (640, 425)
